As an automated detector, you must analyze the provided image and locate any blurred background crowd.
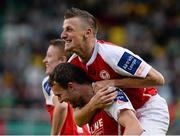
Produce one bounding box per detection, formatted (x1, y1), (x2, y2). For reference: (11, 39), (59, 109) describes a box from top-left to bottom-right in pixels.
(0, 0), (179, 134)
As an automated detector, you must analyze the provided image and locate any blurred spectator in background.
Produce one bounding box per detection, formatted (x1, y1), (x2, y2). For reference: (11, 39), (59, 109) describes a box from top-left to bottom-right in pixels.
(0, 0), (179, 134)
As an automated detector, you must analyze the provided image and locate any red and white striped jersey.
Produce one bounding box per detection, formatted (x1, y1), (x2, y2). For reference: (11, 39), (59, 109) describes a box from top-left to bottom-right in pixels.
(68, 40), (157, 109)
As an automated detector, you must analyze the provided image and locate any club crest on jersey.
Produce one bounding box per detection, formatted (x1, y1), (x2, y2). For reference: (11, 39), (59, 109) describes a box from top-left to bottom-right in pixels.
(114, 89), (128, 104)
(117, 52), (142, 75)
(99, 70), (110, 80)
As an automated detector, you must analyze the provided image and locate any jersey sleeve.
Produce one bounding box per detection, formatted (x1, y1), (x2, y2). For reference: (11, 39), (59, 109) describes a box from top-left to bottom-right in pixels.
(42, 76), (54, 106)
(104, 88), (134, 122)
(99, 44), (152, 78)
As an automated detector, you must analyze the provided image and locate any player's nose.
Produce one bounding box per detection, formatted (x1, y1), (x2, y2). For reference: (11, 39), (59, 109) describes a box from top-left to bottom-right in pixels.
(43, 57), (47, 63)
(61, 31), (67, 40)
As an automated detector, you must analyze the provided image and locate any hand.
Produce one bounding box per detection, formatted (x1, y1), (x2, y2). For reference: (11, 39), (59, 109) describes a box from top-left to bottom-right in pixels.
(89, 86), (117, 109)
(92, 80), (115, 93)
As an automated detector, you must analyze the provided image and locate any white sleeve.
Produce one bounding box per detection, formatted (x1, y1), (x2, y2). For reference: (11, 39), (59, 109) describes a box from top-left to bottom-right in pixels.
(42, 76), (54, 106)
(99, 44), (152, 78)
(104, 88), (134, 122)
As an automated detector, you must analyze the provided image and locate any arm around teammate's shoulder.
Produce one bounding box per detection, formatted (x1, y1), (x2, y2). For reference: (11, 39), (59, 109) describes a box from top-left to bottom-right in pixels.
(146, 67), (165, 86)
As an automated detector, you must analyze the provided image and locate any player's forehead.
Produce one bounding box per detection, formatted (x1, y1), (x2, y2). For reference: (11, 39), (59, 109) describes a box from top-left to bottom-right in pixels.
(63, 17), (84, 29)
(52, 82), (64, 91)
(47, 45), (60, 54)
(47, 45), (55, 51)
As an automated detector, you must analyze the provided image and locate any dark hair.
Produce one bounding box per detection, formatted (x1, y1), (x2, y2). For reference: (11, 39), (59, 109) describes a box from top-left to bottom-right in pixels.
(49, 63), (92, 88)
(49, 39), (72, 59)
(64, 7), (98, 35)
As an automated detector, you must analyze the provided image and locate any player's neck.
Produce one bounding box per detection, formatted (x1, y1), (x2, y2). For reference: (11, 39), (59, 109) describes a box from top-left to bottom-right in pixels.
(79, 39), (95, 64)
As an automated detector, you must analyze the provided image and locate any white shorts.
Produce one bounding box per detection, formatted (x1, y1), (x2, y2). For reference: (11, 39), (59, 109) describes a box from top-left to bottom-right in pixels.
(136, 94), (169, 135)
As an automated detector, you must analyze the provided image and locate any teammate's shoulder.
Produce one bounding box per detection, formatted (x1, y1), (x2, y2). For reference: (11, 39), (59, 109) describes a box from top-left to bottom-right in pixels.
(96, 40), (126, 57)
(97, 40), (114, 45)
(42, 76), (51, 96)
(42, 76), (49, 84)
(97, 40), (124, 50)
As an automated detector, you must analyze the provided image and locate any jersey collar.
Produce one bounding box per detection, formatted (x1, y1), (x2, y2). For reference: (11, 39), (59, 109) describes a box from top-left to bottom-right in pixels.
(86, 39), (98, 66)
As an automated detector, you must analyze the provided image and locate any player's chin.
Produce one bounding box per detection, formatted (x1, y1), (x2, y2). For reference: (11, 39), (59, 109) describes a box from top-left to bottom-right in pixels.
(64, 47), (70, 52)
(65, 44), (73, 52)
(45, 70), (50, 75)
(62, 98), (69, 103)
(71, 101), (80, 108)
(59, 99), (64, 103)
(71, 103), (77, 108)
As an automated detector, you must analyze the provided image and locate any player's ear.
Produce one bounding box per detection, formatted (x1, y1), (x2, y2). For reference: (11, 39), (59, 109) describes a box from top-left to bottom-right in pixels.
(84, 28), (92, 38)
(58, 56), (67, 63)
(67, 82), (78, 92)
(67, 82), (73, 90)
